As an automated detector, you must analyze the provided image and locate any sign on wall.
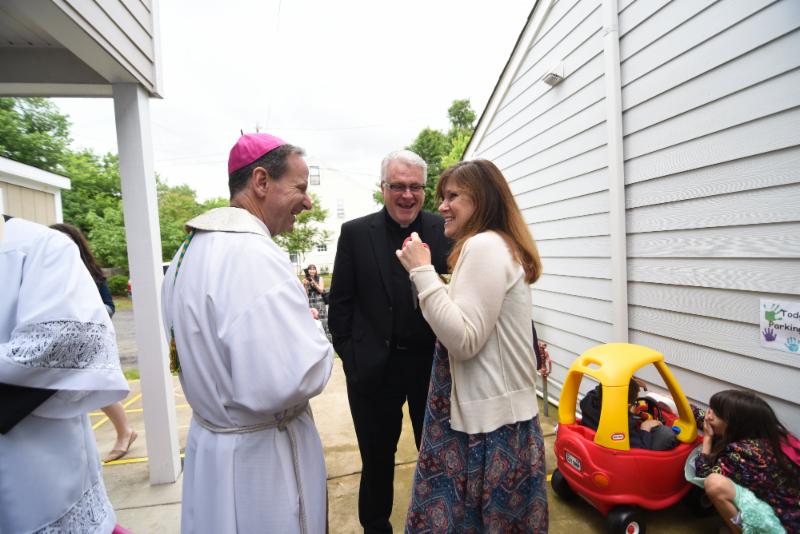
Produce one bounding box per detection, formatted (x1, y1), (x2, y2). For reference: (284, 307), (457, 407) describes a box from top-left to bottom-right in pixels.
(760, 299), (800, 354)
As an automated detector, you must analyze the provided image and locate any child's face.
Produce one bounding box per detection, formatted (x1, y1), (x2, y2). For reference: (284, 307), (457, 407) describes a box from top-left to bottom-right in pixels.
(705, 407), (727, 438)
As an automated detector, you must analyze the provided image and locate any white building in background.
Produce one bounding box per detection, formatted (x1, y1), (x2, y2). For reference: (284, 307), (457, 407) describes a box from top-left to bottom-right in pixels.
(466, 0), (800, 432)
(290, 164), (380, 273)
(0, 156), (70, 225)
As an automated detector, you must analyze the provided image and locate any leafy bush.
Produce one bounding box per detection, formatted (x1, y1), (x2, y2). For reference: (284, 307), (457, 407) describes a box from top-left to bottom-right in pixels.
(107, 275), (129, 296)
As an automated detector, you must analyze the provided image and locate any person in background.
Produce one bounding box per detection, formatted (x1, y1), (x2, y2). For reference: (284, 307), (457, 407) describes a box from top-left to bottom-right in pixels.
(51, 222), (138, 462)
(303, 264), (329, 337)
(328, 149), (451, 533)
(0, 215), (129, 533)
(694, 389), (799, 533)
(396, 159), (548, 532)
(162, 133), (333, 534)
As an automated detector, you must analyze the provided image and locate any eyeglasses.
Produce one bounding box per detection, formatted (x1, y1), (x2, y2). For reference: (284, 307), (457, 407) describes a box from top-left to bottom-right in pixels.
(382, 182), (424, 194)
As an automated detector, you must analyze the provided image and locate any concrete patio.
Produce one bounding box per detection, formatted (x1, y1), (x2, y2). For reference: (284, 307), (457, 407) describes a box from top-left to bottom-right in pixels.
(95, 358), (719, 533)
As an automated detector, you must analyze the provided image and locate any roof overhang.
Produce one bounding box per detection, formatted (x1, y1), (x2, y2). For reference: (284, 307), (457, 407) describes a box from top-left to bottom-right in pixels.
(0, 156), (71, 192)
(0, 0), (162, 98)
(464, 0), (547, 159)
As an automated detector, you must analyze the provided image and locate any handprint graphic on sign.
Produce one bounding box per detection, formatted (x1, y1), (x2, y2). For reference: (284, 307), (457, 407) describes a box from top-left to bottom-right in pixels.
(759, 299), (800, 354)
(763, 303), (786, 323)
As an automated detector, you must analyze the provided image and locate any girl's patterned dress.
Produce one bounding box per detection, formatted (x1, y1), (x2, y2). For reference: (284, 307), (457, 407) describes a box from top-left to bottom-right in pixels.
(695, 438), (800, 532)
(405, 343), (549, 533)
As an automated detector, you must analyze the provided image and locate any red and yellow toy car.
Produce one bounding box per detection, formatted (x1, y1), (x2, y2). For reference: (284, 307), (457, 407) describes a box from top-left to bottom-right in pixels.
(551, 343), (703, 534)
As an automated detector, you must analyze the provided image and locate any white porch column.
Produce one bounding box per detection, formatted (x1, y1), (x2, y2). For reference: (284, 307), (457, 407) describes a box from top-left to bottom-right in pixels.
(113, 83), (181, 484)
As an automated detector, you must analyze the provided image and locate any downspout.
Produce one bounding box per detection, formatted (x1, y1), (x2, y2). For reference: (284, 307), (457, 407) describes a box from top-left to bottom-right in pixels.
(601, 0), (629, 341)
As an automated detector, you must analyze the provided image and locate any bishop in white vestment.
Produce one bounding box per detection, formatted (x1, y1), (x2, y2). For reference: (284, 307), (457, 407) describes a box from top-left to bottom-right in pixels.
(0, 216), (129, 533)
(162, 133), (334, 534)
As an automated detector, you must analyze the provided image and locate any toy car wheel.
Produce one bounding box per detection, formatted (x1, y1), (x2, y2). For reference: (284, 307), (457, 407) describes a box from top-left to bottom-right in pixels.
(551, 468), (576, 501)
(607, 505), (646, 534)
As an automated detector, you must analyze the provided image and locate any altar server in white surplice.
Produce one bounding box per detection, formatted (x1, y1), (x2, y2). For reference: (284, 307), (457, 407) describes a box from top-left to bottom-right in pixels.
(161, 133), (334, 534)
(0, 215), (129, 533)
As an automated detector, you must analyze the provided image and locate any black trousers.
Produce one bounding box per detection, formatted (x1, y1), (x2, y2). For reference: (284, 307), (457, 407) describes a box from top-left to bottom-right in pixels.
(346, 347), (433, 534)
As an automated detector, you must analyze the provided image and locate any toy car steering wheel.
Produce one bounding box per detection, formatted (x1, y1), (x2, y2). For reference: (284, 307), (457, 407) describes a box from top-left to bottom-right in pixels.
(636, 396), (666, 424)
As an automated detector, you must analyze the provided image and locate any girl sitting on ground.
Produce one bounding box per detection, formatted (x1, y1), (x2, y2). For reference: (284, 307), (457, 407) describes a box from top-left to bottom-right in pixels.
(694, 389), (800, 533)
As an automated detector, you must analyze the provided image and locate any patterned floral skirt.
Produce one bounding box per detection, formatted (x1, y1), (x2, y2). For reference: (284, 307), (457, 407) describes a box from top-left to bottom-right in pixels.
(405, 343), (549, 533)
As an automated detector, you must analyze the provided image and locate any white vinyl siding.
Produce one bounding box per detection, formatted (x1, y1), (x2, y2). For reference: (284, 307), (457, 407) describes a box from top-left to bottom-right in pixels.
(620, 0), (800, 430)
(467, 0), (800, 432)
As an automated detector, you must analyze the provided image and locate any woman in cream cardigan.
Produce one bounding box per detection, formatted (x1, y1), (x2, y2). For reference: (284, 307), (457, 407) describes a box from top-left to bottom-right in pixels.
(396, 159), (548, 532)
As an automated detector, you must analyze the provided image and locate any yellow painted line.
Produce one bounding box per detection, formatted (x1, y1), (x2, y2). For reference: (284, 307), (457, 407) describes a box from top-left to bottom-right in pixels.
(104, 452), (185, 466)
(92, 393), (142, 430)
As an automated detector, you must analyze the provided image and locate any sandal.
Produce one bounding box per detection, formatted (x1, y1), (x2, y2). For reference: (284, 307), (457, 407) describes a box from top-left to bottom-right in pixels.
(103, 430), (138, 463)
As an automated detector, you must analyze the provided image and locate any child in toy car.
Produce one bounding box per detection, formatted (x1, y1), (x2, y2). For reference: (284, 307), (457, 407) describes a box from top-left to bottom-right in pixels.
(579, 377), (679, 451)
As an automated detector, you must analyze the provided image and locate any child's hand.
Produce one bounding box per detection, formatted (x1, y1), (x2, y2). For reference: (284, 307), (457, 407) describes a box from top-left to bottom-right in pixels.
(640, 419), (662, 432)
(702, 417), (714, 454)
(703, 417), (714, 439)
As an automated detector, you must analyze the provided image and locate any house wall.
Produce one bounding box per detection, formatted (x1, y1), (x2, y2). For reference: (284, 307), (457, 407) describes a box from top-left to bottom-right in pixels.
(0, 181), (58, 225)
(467, 0), (800, 432)
(618, 0), (800, 431)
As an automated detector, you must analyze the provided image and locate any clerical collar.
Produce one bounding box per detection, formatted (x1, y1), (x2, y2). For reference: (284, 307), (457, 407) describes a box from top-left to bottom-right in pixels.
(383, 207), (421, 230)
(185, 207), (270, 237)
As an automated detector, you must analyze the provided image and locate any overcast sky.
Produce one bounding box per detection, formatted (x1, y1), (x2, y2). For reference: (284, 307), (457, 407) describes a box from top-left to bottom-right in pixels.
(54, 1), (531, 200)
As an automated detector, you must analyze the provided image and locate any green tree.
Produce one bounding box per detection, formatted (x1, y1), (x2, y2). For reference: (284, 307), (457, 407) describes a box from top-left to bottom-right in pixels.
(0, 97), (71, 173)
(158, 179), (227, 260)
(441, 130), (471, 170)
(86, 205), (128, 270)
(61, 150), (122, 234)
(447, 99), (477, 134)
(273, 193), (331, 265)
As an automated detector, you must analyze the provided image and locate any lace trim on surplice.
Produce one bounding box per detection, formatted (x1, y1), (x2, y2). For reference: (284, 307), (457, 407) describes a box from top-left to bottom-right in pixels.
(34, 478), (114, 533)
(7, 320), (119, 370)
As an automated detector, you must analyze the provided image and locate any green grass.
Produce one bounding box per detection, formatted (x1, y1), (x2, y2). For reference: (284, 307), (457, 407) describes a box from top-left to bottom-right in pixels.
(123, 368), (140, 380)
(113, 296), (133, 311)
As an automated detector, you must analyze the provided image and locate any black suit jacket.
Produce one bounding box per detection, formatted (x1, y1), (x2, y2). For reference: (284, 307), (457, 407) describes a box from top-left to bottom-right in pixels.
(328, 209), (450, 390)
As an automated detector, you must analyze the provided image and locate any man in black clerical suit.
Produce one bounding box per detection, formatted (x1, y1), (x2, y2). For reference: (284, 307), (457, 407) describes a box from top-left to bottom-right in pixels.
(328, 150), (451, 533)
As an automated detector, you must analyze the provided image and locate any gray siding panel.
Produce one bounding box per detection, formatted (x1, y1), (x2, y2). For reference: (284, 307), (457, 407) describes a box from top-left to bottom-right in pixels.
(628, 282), (789, 324)
(628, 186), (800, 232)
(625, 108), (800, 185)
(626, 147), (800, 208)
(621, 0), (798, 111)
(628, 258), (799, 294)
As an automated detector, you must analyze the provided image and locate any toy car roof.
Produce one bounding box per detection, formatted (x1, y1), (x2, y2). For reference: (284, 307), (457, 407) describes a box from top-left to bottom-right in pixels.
(573, 343), (663, 386)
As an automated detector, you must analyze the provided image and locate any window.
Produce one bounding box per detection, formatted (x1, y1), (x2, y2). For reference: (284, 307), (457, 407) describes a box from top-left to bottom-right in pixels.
(337, 198), (345, 219)
(309, 166), (320, 185)
(317, 243), (327, 252)
(289, 252), (299, 264)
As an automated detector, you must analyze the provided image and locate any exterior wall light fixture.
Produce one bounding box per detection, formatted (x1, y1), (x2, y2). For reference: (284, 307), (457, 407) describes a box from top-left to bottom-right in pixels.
(542, 61), (565, 86)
